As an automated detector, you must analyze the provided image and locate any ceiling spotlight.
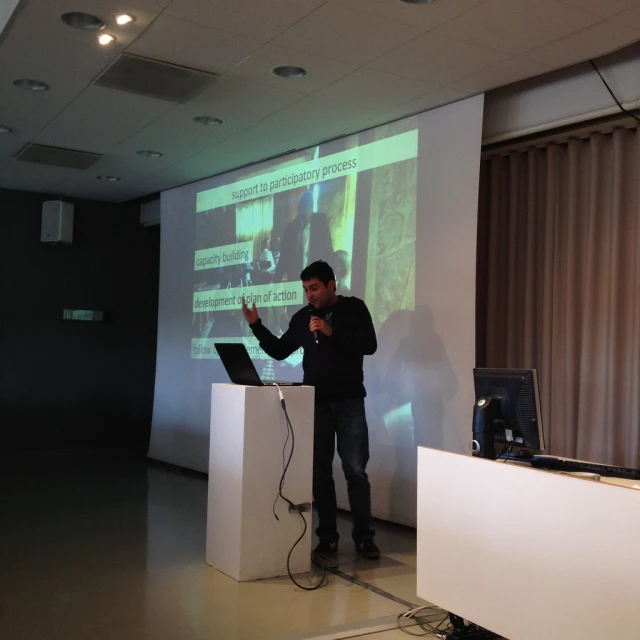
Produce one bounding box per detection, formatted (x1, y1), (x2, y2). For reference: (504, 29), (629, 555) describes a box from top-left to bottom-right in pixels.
(194, 116), (224, 126)
(97, 175), (120, 181)
(0, 125), (12, 134)
(114, 14), (135, 25)
(137, 150), (163, 157)
(13, 79), (49, 91)
(61, 12), (105, 30)
(97, 33), (116, 45)
(272, 65), (309, 79)
(399, 0), (438, 4)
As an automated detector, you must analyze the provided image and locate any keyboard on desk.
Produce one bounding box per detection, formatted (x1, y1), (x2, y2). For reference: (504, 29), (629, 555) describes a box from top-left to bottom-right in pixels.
(529, 456), (640, 480)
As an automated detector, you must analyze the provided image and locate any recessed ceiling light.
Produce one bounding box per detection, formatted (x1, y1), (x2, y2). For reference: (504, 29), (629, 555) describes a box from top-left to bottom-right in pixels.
(114, 13), (135, 25)
(399, 0), (438, 4)
(13, 79), (49, 91)
(193, 116), (224, 126)
(61, 12), (105, 30)
(97, 175), (120, 181)
(0, 125), (12, 134)
(272, 65), (309, 79)
(137, 150), (163, 157)
(97, 33), (116, 45)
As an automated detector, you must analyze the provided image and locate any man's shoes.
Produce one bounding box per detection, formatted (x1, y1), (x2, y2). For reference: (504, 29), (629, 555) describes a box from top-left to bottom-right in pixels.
(312, 539), (338, 566)
(355, 540), (380, 560)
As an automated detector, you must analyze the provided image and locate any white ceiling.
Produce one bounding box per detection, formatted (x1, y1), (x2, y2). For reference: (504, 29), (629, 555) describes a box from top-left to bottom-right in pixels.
(0, 0), (639, 202)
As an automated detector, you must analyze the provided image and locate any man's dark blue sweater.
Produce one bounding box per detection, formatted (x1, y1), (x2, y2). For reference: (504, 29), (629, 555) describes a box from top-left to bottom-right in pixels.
(249, 296), (377, 400)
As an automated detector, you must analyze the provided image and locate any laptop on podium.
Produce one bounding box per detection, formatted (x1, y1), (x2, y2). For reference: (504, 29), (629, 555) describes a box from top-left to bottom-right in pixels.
(215, 342), (302, 387)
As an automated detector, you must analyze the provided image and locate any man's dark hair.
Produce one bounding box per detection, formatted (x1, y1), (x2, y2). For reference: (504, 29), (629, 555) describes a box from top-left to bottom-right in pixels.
(300, 260), (335, 286)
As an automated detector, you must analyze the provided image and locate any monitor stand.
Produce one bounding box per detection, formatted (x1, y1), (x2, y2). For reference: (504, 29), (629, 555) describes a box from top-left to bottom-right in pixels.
(446, 613), (503, 639)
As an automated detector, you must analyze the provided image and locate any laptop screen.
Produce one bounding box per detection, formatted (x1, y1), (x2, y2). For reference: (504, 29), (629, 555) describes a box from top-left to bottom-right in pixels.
(214, 343), (264, 386)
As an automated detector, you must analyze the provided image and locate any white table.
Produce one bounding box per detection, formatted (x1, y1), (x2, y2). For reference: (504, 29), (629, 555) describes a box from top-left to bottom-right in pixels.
(417, 447), (640, 640)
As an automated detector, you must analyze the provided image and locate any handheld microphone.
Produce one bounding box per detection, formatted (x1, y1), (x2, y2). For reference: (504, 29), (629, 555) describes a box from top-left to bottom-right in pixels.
(308, 306), (319, 344)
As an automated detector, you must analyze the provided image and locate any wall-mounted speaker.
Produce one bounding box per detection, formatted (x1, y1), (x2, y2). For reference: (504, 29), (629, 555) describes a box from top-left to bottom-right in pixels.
(41, 200), (74, 244)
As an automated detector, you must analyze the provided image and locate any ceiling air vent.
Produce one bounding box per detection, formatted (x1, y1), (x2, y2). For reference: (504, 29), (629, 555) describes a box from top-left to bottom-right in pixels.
(16, 144), (102, 169)
(95, 53), (218, 103)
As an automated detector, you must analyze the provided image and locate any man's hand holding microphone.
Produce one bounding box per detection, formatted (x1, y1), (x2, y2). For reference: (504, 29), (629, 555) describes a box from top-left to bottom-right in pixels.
(309, 315), (332, 338)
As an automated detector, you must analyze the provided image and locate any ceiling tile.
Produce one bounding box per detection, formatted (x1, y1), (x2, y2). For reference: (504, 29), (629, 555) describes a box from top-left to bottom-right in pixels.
(0, 31), (123, 132)
(2, 0), (640, 202)
(382, 88), (470, 122)
(9, 0), (159, 51)
(0, 131), (33, 165)
(272, 2), (424, 65)
(367, 33), (509, 86)
(125, 15), (264, 75)
(72, 154), (167, 181)
(336, 88), (468, 139)
(0, 2), (162, 138)
(185, 77), (305, 125)
(0, 160), (80, 193)
(132, 169), (193, 196)
(51, 153), (177, 201)
(85, 0), (173, 12)
(141, 144), (251, 189)
(34, 87), (175, 154)
(433, 0), (601, 55)
(610, 5), (640, 28)
(132, 138), (272, 195)
(556, 0), (640, 18)
(312, 68), (434, 111)
(334, 112), (402, 138)
(164, 0), (325, 41)
(340, 0), (488, 29)
(248, 96), (380, 146)
(224, 44), (357, 94)
(446, 57), (554, 94)
(152, 95), (381, 188)
(109, 78), (304, 160)
(107, 108), (230, 161)
(522, 19), (640, 67)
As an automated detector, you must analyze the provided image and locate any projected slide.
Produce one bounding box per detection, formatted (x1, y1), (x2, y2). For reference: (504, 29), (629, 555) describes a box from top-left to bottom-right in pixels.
(191, 120), (418, 380)
(151, 95), (485, 525)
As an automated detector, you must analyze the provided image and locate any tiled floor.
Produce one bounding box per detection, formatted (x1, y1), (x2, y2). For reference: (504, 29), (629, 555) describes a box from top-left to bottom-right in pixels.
(0, 451), (432, 640)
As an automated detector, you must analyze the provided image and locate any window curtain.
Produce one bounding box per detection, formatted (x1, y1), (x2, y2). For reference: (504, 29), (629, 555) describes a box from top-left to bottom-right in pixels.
(477, 128), (640, 468)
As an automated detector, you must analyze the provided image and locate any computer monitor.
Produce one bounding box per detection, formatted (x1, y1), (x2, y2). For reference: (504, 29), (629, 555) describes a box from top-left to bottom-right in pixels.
(472, 368), (545, 460)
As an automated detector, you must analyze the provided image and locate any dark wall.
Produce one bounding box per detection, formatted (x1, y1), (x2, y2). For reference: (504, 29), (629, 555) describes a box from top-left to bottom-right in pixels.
(0, 188), (160, 453)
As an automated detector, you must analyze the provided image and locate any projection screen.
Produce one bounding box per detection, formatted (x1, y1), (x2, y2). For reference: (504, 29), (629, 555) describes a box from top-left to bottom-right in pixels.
(149, 94), (484, 526)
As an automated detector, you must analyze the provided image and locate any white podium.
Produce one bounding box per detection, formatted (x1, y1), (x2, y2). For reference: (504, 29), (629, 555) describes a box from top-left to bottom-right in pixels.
(417, 447), (640, 640)
(206, 383), (314, 582)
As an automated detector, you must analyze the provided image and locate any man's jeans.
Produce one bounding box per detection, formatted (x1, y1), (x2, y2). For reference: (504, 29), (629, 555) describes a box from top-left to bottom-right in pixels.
(313, 397), (374, 544)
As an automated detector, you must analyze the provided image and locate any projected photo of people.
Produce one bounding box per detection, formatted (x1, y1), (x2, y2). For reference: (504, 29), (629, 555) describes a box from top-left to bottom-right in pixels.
(274, 190), (333, 283)
(191, 116), (418, 390)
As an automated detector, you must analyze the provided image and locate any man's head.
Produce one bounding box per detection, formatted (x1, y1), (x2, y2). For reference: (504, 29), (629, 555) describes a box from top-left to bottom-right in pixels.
(300, 260), (337, 309)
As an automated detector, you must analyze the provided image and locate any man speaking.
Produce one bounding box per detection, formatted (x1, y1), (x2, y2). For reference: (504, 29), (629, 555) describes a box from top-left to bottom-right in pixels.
(241, 260), (380, 561)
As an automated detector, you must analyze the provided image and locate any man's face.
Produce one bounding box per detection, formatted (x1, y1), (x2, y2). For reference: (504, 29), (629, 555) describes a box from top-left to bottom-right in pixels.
(303, 277), (336, 309)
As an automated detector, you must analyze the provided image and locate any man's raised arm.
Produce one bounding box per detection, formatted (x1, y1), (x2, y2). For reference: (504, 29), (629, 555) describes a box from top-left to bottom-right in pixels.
(242, 298), (299, 361)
